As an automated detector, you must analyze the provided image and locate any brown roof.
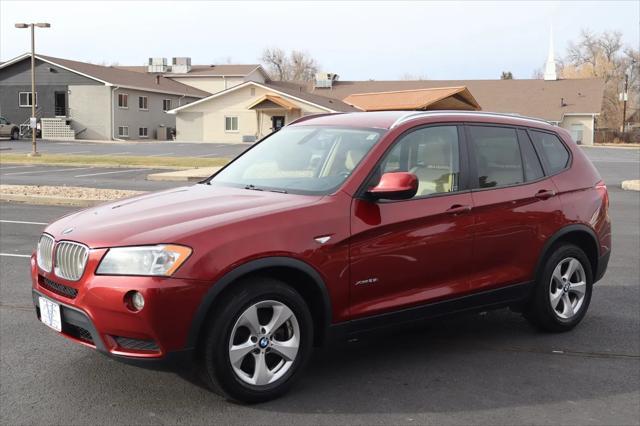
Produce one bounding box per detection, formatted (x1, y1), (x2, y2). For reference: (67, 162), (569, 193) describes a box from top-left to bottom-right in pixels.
(343, 86), (481, 111)
(278, 79), (605, 122)
(116, 64), (263, 77)
(34, 55), (210, 97)
(266, 81), (359, 112)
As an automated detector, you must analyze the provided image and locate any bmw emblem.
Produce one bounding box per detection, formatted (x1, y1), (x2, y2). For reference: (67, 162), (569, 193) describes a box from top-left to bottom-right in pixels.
(62, 227), (74, 235)
(258, 337), (269, 349)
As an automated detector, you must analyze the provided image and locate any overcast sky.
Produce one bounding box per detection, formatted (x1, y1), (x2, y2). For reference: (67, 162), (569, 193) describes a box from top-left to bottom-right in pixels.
(0, 1), (638, 80)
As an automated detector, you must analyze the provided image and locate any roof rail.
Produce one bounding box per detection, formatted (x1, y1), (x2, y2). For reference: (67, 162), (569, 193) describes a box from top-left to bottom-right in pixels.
(389, 110), (552, 129)
(287, 112), (345, 126)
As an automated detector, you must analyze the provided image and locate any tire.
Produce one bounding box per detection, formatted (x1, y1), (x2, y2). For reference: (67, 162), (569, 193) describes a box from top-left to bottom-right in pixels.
(200, 277), (314, 403)
(10, 128), (19, 140)
(525, 244), (593, 332)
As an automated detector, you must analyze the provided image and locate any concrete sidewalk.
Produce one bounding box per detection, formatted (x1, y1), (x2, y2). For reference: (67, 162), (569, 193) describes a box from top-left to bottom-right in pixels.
(146, 167), (221, 182)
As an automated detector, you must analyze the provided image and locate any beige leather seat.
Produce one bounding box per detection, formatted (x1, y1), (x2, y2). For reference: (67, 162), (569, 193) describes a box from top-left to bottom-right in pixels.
(410, 141), (455, 195)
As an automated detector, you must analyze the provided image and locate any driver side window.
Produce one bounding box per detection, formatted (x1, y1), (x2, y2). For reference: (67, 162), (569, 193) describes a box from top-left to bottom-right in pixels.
(381, 126), (460, 198)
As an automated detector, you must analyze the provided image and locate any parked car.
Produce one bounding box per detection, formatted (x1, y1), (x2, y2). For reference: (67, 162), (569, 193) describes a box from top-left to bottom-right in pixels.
(31, 111), (611, 403)
(0, 116), (20, 140)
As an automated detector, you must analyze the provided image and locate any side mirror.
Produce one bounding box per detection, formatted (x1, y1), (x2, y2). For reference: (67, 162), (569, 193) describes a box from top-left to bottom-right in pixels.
(366, 172), (418, 200)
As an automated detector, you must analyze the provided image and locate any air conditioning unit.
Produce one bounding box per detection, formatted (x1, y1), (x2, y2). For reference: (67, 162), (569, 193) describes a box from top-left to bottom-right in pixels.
(147, 57), (168, 73)
(314, 72), (339, 89)
(171, 57), (192, 74)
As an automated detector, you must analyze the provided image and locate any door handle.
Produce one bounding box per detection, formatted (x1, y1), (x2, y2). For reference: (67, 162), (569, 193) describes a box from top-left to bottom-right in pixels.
(535, 189), (556, 200)
(446, 204), (472, 215)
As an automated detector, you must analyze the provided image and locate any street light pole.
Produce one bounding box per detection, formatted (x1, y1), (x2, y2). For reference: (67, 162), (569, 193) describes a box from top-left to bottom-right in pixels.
(15, 22), (50, 157)
(621, 73), (629, 133)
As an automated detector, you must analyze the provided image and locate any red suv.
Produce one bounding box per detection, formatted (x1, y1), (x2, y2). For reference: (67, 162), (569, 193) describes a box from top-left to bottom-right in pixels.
(32, 111), (611, 402)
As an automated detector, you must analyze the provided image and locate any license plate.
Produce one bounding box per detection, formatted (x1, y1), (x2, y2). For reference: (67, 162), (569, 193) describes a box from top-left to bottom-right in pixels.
(39, 296), (62, 332)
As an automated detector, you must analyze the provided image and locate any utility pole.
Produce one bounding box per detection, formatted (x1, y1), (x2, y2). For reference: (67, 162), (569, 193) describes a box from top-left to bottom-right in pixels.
(621, 73), (629, 133)
(15, 22), (50, 156)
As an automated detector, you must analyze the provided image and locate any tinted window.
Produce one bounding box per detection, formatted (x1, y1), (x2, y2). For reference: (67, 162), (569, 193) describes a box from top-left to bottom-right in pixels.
(529, 130), (570, 174)
(518, 130), (545, 181)
(381, 126), (460, 197)
(469, 126), (523, 188)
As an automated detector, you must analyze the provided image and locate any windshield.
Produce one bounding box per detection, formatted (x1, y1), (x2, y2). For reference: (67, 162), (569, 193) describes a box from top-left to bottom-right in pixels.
(210, 126), (384, 195)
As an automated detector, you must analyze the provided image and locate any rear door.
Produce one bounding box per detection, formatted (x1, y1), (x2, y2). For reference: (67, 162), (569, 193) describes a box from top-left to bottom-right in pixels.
(466, 125), (563, 291)
(349, 125), (475, 318)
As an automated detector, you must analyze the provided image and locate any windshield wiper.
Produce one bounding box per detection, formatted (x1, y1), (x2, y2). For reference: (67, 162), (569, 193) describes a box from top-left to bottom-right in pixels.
(244, 184), (287, 194)
(244, 184), (264, 191)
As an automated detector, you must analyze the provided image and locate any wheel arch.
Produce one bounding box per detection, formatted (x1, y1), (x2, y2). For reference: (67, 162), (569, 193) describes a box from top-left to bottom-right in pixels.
(187, 256), (333, 351)
(535, 224), (600, 283)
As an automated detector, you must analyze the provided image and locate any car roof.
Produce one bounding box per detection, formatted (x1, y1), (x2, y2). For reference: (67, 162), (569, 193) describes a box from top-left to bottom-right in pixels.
(289, 110), (556, 131)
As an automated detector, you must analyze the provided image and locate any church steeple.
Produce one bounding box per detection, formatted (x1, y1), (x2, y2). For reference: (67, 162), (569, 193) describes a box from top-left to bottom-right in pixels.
(544, 26), (558, 81)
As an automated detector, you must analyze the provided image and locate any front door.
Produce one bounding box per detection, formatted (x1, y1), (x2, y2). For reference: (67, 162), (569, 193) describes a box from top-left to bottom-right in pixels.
(271, 116), (285, 132)
(54, 91), (67, 117)
(349, 125), (475, 319)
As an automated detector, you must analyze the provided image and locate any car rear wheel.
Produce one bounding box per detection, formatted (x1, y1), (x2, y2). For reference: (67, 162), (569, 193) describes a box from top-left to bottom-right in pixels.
(10, 128), (19, 140)
(200, 277), (313, 403)
(525, 244), (593, 332)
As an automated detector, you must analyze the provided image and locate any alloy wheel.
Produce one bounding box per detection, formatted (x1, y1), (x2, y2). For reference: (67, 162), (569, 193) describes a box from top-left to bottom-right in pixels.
(228, 300), (300, 386)
(549, 257), (587, 319)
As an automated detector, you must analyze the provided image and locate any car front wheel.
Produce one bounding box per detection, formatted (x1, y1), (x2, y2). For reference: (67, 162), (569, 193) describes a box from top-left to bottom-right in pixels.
(10, 128), (19, 140)
(201, 277), (313, 403)
(525, 244), (593, 332)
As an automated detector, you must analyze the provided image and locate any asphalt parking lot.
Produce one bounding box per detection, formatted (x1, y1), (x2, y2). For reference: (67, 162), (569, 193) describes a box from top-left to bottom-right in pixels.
(0, 147), (638, 425)
(0, 164), (181, 191)
(0, 138), (249, 159)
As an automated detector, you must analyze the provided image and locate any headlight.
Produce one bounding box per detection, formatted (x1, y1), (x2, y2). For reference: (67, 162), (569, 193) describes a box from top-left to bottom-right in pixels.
(96, 245), (192, 276)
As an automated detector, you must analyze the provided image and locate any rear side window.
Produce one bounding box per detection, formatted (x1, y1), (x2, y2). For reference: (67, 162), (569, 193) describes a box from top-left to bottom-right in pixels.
(468, 126), (523, 188)
(529, 130), (570, 174)
(517, 129), (545, 181)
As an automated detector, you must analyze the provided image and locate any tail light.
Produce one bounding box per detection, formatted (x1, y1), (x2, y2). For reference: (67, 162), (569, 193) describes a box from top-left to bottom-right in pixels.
(595, 180), (609, 210)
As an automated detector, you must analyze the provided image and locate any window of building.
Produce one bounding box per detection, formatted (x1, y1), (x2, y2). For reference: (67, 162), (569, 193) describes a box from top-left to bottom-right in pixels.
(118, 93), (128, 108)
(570, 123), (584, 145)
(138, 127), (148, 138)
(118, 126), (129, 137)
(138, 96), (148, 110)
(529, 130), (570, 174)
(19, 92), (37, 107)
(162, 99), (172, 111)
(380, 126), (460, 197)
(468, 126), (524, 188)
(225, 116), (239, 132)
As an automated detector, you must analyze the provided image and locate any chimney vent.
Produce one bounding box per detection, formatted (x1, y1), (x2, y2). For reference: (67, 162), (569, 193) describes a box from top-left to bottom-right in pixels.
(156, 75), (160, 85)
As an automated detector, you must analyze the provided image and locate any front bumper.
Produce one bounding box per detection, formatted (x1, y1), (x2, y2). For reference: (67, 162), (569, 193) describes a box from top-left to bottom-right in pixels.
(30, 254), (210, 362)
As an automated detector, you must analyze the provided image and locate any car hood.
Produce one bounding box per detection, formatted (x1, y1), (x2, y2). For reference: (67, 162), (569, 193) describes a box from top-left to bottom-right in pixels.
(44, 184), (324, 248)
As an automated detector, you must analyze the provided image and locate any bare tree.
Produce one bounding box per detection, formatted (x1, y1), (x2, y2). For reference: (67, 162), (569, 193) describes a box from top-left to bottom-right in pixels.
(261, 48), (319, 81)
(560, 29), (639, 129)
(399, 72), (428, 80)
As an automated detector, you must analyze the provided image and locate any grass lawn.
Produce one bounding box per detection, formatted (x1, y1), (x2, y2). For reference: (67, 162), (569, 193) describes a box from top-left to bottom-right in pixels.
(0, 153), (230, 169)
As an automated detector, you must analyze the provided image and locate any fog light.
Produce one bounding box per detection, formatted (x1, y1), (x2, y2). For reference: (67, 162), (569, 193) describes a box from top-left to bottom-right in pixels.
(125, 291), (145, 311)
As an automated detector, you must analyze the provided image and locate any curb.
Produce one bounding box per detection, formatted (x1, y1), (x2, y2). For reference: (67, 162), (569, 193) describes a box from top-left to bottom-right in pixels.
(0, 194), (104, 207)
(621, 180), (640, 191)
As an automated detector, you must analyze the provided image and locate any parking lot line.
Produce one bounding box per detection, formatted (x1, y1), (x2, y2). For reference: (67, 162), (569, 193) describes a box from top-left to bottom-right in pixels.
(2, 167), (95, 176)
(0, 253), (30, 258)
(0, 220), (47, 225)
(109, 151), (132, 155)
(0, 165), (36, 170)
(149, 153), (173, 157)
(196, 153), (220, 157)
(74, 168), (148, 178)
